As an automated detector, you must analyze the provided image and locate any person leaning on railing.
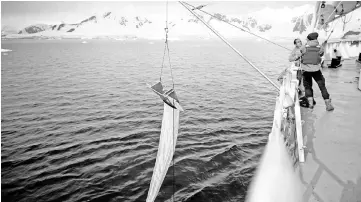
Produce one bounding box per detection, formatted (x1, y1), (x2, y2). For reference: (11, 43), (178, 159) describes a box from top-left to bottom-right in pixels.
(277, 39), (303, 84)
(286, 38), (304, 93)
(288, 38), (303, 67)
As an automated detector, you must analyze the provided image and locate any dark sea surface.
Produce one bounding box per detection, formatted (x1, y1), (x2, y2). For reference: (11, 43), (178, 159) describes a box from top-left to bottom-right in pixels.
(1, 39), (292, 202)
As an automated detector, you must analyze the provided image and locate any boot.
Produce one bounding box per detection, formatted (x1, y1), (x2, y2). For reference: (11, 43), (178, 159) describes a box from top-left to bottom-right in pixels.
(308, 97), (314, 109)
(325, 99), (334, 111)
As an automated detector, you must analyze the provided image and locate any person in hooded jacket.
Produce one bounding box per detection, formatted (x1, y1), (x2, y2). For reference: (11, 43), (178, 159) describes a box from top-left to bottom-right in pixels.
(299, 32), (334, 111)
(289, 38), (303, 66)
(288, 38), (305, 94)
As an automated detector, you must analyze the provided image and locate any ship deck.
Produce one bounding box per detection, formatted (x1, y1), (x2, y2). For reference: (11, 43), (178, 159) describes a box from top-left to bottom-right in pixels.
(298, 58), (361, 202)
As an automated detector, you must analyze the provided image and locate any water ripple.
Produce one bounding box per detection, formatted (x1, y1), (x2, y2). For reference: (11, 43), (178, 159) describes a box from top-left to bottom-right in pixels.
(1, 39), (289, 202)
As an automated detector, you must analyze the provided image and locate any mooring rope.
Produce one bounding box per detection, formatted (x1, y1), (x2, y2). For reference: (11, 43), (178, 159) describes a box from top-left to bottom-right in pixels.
(180, 1), (280, 91)
(182, 1), (292, 51)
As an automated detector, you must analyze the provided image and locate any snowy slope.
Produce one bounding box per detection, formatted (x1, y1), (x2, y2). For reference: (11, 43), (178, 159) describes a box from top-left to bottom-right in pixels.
(2, 4), (360, 40)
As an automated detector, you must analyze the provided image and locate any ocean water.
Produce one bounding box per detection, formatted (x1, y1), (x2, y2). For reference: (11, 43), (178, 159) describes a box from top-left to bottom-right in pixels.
(1, 39), (293, 202)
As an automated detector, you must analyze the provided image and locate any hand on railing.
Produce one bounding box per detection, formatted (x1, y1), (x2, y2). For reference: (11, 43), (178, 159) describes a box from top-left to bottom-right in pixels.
(290, 62), (301, 71)
(277, 67), (290, 83)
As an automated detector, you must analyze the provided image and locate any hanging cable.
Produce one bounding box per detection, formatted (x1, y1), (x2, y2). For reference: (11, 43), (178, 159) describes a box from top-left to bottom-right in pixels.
(180, 1), (280, 91)
(323, 17), (335, 33)
(319, 2), (345, 41)
(325, 16), (342, 41)
(162, 1), (176, 202)
(160, 0), (175, 89)
(321, 1), (342, 29)
(341, 13), (352, 24)
(341, 11), (353, 31)
(169, 2), (176, 201)
(182, 1), (292, 51)
(165, 28), (175, 89)
(160, 43), (167, 82)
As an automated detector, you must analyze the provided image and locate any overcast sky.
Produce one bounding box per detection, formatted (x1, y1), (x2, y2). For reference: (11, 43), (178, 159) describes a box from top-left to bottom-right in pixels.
(1, 1), (312, 29)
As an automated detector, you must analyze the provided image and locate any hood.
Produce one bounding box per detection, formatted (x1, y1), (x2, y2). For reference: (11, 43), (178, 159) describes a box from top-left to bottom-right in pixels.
(307, 39), (320, 47)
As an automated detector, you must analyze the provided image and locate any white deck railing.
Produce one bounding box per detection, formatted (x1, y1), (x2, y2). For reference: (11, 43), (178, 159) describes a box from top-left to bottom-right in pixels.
(359, 67), (361, 91)
(272, 63), (305, 163)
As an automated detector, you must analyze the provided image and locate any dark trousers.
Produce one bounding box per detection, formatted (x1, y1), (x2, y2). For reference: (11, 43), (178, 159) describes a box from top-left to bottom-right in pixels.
(303, 70), (330, 100)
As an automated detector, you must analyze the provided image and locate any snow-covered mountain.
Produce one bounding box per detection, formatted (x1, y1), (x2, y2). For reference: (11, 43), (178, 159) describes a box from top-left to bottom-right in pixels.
(1, 25), (19, 37)
(18, 24), (52, 34)
(3, 12), (273, 39)
(288, 5), (361, 40)
(2, 4), (360, 40)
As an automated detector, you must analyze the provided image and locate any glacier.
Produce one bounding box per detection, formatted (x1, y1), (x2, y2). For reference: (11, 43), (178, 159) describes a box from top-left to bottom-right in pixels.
(1, 4), (360, 41)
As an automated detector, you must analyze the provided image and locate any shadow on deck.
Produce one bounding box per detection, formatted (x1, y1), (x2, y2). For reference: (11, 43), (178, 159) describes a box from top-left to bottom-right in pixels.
(298, 59), (361, 202)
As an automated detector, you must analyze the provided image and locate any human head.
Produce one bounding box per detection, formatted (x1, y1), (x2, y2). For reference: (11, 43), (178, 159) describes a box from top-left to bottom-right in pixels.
(307, 32), (319, 41)
(294, 38), (302, 48)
